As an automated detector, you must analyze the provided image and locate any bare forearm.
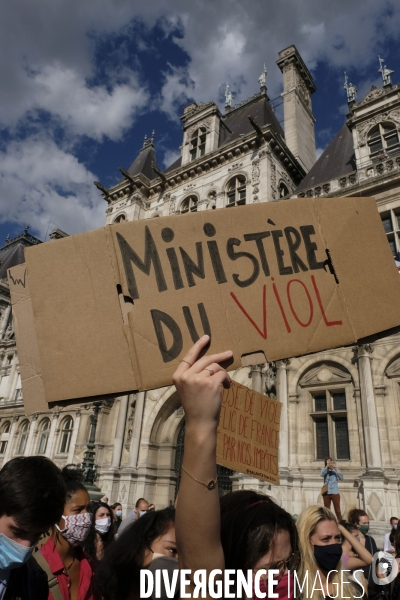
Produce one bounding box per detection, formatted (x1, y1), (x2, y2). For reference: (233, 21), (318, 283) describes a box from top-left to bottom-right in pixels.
(176, 424), (224, 573)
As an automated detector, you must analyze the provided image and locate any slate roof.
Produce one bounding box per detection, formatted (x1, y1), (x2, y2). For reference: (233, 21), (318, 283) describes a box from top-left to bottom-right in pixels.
(296, 123), (356, 192)
(0, 231), (42, 280)
(220, 93), (284, 147)
(122, 142), (158, 182)
(165, 93), (284, 172)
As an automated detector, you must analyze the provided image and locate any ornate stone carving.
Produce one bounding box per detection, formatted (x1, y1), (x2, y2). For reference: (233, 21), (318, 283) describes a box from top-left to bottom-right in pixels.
(339, 177), (347, 188)
(169, 195), (176, 215)
(269, 157), (277, 200)
(187, 117), (212, 139)
(322, 183), (331, 194)
(359, 85), (398, 107)
(228, 162), (243, 172)
(299, 363), (352, 387)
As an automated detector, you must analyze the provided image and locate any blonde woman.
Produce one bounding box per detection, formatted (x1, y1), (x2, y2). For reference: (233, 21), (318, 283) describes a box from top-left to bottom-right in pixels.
(296, 506), (362, 599)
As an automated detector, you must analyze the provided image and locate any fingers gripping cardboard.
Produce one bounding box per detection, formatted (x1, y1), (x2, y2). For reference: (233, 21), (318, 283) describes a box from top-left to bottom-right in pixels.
(8, 197), (400, 411)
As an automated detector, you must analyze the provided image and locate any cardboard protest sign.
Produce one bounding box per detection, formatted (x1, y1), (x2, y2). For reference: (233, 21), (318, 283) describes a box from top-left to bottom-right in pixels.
(9, 196), (400, 411)
(216, 381), (281, 485)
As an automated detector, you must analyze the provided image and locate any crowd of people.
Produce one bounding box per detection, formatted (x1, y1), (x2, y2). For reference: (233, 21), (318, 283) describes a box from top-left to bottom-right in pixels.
(0, 336), (399, 599)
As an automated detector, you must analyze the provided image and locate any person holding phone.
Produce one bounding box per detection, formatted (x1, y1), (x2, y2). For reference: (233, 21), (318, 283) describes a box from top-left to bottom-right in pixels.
(320, 457), (344, 522)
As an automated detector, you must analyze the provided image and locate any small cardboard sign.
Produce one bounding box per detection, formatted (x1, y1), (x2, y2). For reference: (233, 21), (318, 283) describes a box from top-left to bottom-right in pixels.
(8, 196), (400, 412)
(216, 381), (281, 485)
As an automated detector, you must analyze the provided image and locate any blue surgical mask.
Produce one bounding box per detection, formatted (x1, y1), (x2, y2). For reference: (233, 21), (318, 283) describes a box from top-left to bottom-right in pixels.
(116, 510), (122, 518)
(139, 510), (147, 517)
(0, 533), (34, 570)
(394, 525), (398, 530)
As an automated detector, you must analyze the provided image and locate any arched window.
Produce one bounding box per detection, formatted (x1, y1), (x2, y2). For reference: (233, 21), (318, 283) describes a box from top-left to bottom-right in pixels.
(190, 128), (206, 161)
(37, 419), (50, 454)
(226, 176), (246, 207)
(180, 196), (198, 214)
(16, 420), (30, 455)
(114, 214), (126, 223)
(279, 182), (289, 198)
(59, 417), (74, 454)
(368, 123), (400, 159)
(0, 421), (10, 454)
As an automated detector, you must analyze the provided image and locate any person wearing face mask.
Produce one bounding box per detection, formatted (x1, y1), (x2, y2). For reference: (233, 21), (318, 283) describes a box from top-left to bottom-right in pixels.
(110, 503), (123, 535)
(297, 506), (362, 599)
(384, 516), (399, 555)
(0, 456), (66, 600)
(171, 337), (301, 600)
(347, 508), (379, 598)
(95, 507), (178, 600)
(82, 502), (115, 564)
(38, 465), (100, 600)
(116, 498), (150, 538)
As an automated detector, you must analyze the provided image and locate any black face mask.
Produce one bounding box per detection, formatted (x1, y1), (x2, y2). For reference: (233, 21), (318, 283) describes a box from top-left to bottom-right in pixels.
(313, 543), (342, 572)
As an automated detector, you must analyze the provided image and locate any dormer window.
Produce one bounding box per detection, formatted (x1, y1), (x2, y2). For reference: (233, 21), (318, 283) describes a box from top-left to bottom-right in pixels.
(180, 195), (198, 214)
(190, 128), (206, 161)
(226, 176), (246, 207)
(368, 122), (400, 159)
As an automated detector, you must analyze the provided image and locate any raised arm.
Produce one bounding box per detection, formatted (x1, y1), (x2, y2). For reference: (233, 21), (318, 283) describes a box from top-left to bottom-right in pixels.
(339, 524), (373, 570)
(320, 467), (328, 477)
(332, 469), (344, 481)
(174, 336), (232, 575)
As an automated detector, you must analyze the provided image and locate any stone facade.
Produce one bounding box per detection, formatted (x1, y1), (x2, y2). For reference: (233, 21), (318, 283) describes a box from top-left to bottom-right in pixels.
(2, 46), (400, 545)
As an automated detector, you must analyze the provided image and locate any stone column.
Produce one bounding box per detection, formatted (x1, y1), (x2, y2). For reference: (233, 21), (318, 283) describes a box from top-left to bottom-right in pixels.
(276, 359), (290, 472)
(3, 416), (19, 463)
(67, 410), (81, 464)
(24, 414), (38, 456)
(249, 364), (264, 393)
(129, 392), (146, 467)
(356, 345), (383, 472)
(45, 412), (60, 458)
(0, 305), (11, 339)
(112, 395), (130, 468)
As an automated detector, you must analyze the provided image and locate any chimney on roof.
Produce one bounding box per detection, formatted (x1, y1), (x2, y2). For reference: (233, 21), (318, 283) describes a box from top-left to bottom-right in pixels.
(276, 45), (317, 173)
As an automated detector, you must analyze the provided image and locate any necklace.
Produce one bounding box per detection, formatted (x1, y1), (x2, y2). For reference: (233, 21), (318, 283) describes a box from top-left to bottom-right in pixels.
(64, 554), (76, 572)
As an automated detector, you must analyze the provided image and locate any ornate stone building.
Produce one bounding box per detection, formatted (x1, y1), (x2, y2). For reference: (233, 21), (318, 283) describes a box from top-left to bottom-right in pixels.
(3, 46), (400, 543)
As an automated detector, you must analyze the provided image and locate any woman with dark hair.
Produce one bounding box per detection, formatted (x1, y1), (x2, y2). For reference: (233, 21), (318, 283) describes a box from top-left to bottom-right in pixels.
(348, 508), (379, 598)
(110, 502), (123, 534)
(95, 507), (177, 600)
(38, 465), (99, 600)
(172, 336), (301, 599)
(82, 502), (114, 563)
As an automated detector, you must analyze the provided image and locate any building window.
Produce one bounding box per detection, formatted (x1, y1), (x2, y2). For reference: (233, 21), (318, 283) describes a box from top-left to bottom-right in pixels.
(226, 176), (246, 207)
(368, 123), (400, 159)
(180, 196), (198, 214)
(311, 390), (350, 460)
(0, 421), (10, 454)
(16, 420), (30, 455)
(114, 214), (126, 223)
(381, 214), (393, 233)
(279, 182), (289, 198)
(37, 419), (50, 454)
(59, 417), (74, 454)
(190, 128), (206, 161)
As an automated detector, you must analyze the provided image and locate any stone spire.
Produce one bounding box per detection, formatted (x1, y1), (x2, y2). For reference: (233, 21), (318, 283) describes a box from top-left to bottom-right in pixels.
(378, 55), (394, 87)
(344, 72), (357, 103)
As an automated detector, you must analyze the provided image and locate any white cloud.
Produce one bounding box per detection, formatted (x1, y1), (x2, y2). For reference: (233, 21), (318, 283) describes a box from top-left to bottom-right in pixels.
(316, 147), (325, 160)
(162, 148), (181, 169)
(0, 136), (105, 237)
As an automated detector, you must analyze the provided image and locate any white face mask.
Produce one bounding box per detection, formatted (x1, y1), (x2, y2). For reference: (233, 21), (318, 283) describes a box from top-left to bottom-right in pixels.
(115, 510), (122, 518)
(56, 513), (92, 546)
(95, 517), (111, 534)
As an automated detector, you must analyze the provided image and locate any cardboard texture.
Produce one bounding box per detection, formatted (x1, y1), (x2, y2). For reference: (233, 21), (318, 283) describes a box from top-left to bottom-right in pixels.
(8, 196), (400, 410)
(216, 381), (281, 485)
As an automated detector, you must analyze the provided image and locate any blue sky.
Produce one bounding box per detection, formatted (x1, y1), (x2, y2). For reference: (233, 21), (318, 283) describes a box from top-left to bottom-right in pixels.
(2, 0), (400, 244)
